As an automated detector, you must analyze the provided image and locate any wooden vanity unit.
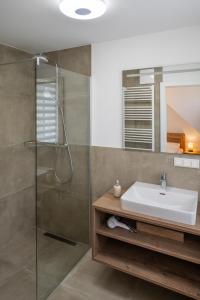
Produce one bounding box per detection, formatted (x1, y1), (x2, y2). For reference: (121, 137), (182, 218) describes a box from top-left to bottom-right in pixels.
(92, 191), (200, 299)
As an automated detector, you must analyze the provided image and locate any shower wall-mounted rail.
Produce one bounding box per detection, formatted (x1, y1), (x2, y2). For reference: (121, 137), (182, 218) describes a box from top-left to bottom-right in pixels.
(24, 141), (68, 148)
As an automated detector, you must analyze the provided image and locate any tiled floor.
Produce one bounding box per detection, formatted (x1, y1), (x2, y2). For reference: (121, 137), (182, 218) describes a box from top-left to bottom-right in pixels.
(0, 233), (192, 300)
(37, 231), (88, 299)
(0, 229), (88, 300)
(0, 230), (36, 300)
(48, 250), (191, 300)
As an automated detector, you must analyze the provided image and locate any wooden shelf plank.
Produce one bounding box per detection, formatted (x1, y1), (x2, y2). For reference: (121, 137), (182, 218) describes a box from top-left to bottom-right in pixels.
(96, 225), (200, 264)
(93, 191), (200, 236)
(94, 239), (200, 300)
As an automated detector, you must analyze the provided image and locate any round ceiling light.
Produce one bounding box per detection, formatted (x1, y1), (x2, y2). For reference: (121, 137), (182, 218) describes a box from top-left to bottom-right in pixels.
(59, 0), (106, 20)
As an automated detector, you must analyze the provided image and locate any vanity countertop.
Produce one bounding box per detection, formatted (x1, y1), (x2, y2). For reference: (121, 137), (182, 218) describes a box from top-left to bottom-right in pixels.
(93, 190), (200, 236)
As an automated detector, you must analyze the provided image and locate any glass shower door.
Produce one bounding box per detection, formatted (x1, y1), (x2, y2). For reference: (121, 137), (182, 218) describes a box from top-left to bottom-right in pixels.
(0, 58), (37, 300)
(36, 62), (90, 299)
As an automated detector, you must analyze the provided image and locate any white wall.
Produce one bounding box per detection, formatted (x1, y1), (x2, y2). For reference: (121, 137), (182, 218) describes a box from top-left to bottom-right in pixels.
(91, 25), (200, 148)
(167, 86), (200, 132)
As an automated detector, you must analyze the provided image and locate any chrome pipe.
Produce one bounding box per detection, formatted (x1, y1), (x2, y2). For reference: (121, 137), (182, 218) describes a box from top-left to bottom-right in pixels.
(24, 141), (68, 148)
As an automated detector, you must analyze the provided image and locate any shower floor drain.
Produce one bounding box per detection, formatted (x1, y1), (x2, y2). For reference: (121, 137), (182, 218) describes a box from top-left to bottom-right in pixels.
(44, 232), (77, 246)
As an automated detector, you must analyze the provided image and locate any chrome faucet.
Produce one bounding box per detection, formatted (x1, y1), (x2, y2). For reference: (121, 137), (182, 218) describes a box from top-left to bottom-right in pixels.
(160, 171), (167, 190)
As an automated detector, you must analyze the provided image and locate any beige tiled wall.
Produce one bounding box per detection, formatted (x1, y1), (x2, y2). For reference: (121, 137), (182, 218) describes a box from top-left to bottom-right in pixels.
(46, 45), (91, 76)
(91, 146), (200, 201)
(37, 145), (90, 244)
(0, 44), (36, 293)
(37, 46), (91, 244)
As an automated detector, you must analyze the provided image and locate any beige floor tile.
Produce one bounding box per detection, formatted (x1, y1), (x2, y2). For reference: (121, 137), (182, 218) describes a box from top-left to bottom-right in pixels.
(48, 286), (89, 300)
(0, 267), (36, 300)
(37, 235), (88, 300)
(0, 229), (88, 300)
(48, 250), (190, 300)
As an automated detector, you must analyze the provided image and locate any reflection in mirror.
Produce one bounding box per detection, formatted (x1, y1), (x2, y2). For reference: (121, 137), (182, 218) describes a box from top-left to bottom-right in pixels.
(161, 83), (200, 155)
(122, 63), (200, 155)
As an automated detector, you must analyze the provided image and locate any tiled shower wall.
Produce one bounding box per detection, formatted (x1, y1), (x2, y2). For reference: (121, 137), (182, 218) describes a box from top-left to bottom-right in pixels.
(46, 45), (91, 77)
(37, 46), (91, 244)
(0, 44), (36, 297)
(91, 146), (200, 201)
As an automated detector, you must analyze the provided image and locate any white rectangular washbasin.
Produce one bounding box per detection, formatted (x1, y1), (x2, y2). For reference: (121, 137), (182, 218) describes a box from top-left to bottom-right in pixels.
(121, 182), (198, 225)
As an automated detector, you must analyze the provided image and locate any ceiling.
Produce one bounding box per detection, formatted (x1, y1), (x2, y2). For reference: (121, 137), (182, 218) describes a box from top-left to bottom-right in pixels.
(0, 0), (200, 53)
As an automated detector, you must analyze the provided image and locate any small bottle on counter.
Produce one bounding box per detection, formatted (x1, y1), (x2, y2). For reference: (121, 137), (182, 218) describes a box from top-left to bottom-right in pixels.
(113, 180), (122, 198)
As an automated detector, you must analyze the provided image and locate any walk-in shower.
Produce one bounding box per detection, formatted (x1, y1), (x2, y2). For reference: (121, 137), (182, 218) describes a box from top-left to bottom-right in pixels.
(0, 45), (90, 300)
(36, 60), (74, 184)
(36, 59), (90, 299)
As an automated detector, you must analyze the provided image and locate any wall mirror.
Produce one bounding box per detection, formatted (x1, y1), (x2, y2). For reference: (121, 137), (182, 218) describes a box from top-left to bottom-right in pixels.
(122, 63), (200, 155)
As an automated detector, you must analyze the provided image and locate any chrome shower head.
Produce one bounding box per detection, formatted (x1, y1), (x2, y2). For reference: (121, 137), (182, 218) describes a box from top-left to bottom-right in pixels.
(34, 54), (49, 65)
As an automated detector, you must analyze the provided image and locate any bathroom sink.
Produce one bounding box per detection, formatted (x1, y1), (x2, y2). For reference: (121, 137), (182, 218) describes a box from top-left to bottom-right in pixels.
(121, 182), (198, 225)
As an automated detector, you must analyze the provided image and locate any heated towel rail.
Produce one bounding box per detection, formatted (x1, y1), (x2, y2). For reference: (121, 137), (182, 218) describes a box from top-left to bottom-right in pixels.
(123, 86), (154, 151)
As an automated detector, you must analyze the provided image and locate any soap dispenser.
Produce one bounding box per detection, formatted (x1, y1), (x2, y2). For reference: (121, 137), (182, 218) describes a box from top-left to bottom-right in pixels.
(113, 180), (122, 198)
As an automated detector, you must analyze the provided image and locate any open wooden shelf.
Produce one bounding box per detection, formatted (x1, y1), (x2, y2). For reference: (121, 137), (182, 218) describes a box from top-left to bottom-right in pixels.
(94, 238), (200, 300)
(96, 225), (200, 264)
(92, 191), (200, 299)
(93, 191), (200, 236)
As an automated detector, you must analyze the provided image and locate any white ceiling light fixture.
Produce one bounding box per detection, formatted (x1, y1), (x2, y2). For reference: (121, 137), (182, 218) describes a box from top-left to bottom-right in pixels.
(59, 0), (107, 20)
